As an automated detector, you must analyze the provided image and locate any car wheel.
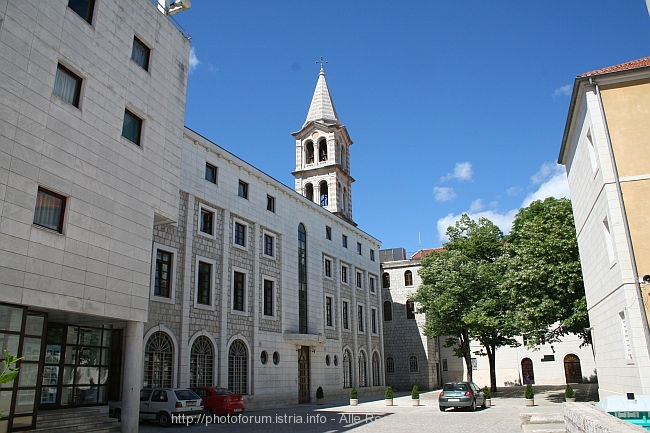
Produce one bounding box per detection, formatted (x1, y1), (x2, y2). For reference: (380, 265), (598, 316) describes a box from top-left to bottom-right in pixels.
(469, 399), (476, 411)
(114, 409), (121, 422)
(439, 405), (446, 412)
(158, 412), (171, 427)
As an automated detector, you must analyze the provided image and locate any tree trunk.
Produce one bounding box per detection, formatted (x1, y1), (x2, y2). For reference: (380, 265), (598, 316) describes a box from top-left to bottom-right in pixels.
(486, 344), (497, 393)
(460, 332), (473, 382)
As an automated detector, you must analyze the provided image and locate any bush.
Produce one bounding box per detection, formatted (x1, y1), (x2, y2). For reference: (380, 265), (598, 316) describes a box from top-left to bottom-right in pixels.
(524, 384), (534, 399)
(316, 386), (324, 399)
(565, 384), (575, 399)
(349, 387), (357, 399)
(385, 386), (394, 399)
(411, 385), (419, 400)
(483, 386), (491, 399)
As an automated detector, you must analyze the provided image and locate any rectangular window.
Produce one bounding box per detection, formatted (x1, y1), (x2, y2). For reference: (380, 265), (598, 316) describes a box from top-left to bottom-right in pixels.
(342, 301), (349, 330)
(238, 180), (248, 199)
(53, 64), (81, 107)
(122, 109), (142, 146)
(233, 271), (245, 311)
(325, 226), (332, 240)
(197, 261), (212, 305)
(263, 279), (273, 316)
(155, 250), (172, 298)
(234, 222), (246, 247)
(33, 187), (66, 233)
(324, 258), (332, 278)
(371, 308), (377, 333)
(357, 242), (362, 255)
(131, 36), (150, 71)
(200, 207), (214, 236)
(68, 0), (94, 24)
(326, 297), (333, 327)
(357, 305), (364, 332)
(267, 195), (275, 212)
(369, 276), (376, 293)
(356, 271), (363, 289)
(442, 358), (448, 372)
(603, 217), (616, 264)
(342, 234), (348, 248)
(341, 266), (348, 284)
(263, 234), (274, 257)
(205, 163), (217, 183)
(370, 249), (375, 262)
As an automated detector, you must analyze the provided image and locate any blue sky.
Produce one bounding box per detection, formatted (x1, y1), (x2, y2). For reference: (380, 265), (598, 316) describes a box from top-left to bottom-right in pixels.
(173, 1), (650, 256)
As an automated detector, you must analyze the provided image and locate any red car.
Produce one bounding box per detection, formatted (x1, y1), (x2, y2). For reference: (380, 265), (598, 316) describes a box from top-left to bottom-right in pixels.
(191, 387), (245, 415)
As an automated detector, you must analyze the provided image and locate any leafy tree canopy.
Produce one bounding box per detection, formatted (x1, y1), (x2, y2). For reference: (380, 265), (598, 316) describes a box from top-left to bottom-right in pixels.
(502, 197), (589, 345)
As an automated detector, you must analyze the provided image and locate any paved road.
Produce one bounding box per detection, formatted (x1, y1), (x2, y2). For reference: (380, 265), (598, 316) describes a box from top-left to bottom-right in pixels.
(137, 384), (598, 433)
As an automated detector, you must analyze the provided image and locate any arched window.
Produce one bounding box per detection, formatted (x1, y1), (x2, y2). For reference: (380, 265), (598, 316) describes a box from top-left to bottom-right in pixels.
(228, 340), (248, 395)
(406, 300), (415, 319)
(382, 273), (390, 288)
(305, 183), (313, 202)
(383, 301), (392, 321)
(306, 141), (314, 164)
(144, 331), (173, 388)
(319, 181), (328, 206)
(298, 224), (307, 334)
(190, 336), (214, 387)
(386, 356), (395, 374)
(409, 355), (418, 372)
(404, 270), (413, 286)
(372, 352), (381, 386)
(318, 139), (327, 161)
(343, 349), (352, 388)
(358, 351), (368, 387)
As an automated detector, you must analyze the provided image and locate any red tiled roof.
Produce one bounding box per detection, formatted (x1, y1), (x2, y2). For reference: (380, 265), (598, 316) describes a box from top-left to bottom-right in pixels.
(410, 247), (443, 260)
(579, 56), (650, 78)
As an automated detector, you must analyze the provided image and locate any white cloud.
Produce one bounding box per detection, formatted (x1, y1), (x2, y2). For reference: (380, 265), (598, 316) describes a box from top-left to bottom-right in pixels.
(435, 162), (570, 242)
(441, 161), (473, 182)
(433, 186), (456, 202)
(469, 199), (483, 212)
(553, 84), (572, 97)
(189, 46), (200, 73)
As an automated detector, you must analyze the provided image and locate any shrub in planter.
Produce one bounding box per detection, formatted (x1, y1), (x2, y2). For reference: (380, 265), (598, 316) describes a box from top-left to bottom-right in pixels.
(524, 384), (534, 399)
(411, 385), (419, 400)
(349, 387), (358, 399)
(565, 384), (575, 401)
(385, 387), (394, 399)
(483, 386), (491, 399)
(316, 386), (324, 400)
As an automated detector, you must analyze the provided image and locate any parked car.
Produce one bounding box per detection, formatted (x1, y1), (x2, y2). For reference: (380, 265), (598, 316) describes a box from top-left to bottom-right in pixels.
(438, 381), (486, 411)
(109, 388), (203, 427)
(191, 386), (245, 415)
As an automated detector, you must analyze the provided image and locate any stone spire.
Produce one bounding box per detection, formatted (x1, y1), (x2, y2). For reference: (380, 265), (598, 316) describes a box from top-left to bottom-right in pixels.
(303, 66), (340, 127)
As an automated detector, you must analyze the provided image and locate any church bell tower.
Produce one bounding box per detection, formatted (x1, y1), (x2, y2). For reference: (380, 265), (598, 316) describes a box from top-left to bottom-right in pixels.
(292, 62), (355, 226)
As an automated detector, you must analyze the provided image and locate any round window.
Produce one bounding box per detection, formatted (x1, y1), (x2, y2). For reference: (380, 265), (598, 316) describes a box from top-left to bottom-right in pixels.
(333, 355), (339, 366)
(325, 354), (331, 366)
(273, 351), (280, 365)
(260, 350), (268, 365)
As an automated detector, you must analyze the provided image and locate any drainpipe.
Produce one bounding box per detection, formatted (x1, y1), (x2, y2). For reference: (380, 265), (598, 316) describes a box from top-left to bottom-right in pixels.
(590, 76), (650, 359)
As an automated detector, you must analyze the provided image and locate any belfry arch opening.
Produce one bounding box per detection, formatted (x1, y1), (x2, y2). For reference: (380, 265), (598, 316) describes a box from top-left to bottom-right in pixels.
(318, 139), (327, 161)
(319, 181), (328, 206)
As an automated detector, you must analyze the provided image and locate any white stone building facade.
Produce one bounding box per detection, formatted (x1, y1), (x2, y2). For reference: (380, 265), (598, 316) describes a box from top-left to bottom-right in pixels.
(144, 68), (383, 408)
(0, 1), (190, 431)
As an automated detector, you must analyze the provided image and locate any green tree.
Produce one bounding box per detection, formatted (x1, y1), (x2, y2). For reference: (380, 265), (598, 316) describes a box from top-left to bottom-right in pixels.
(414, 215), (517, 389)
(503, 197), (589, 345)
(1, 350), (21, 418)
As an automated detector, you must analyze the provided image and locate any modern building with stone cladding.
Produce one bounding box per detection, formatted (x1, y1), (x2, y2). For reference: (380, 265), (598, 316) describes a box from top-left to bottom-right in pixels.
(145, 67), (384, 408)
(0, 1), (190, 431)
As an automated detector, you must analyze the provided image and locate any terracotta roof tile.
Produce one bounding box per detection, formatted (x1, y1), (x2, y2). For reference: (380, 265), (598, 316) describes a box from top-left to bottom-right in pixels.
(410, 247), (443, 260)
(579, 56), (650, 78)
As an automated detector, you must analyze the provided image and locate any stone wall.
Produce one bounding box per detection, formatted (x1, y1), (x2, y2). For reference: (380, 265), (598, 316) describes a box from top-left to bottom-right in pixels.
(564, 403), (648, 433)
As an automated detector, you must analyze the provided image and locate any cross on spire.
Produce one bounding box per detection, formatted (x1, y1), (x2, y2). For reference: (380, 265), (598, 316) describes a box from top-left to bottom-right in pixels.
(316, 56), (328, 70)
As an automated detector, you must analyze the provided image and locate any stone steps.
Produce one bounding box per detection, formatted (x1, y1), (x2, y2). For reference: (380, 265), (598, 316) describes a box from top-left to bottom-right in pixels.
(31, 406), (120, 433)
(521, 413), (566, 433)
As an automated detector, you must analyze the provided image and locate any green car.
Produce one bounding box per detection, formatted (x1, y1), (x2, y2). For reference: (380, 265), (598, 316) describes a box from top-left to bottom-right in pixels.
(438, 382), (486, 412)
